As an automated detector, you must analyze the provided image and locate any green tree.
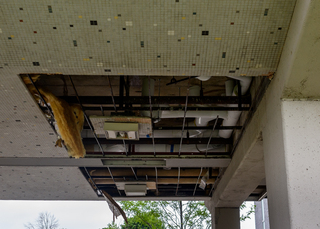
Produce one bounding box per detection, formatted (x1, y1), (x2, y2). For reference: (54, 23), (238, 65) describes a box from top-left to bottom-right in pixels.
(103, 212), (164, 229)
(240, 202), (256, 221)
(103, 222), (119, 229)
(120, 201), (211, 229)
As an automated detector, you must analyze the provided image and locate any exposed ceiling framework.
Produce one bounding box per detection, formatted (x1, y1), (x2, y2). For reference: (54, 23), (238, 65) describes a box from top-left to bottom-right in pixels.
(17, 73), (267, 200)
(0, 0), (296, 201)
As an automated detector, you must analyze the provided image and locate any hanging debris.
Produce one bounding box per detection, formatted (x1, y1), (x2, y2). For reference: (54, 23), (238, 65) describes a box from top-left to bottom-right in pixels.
(23, 75), (86, 158)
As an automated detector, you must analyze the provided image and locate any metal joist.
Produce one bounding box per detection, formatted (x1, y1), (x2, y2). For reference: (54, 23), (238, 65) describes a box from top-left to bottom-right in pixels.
(81, 106), (249, 111)
(82, 137), (232, 145)
(60, 95), (251, 105)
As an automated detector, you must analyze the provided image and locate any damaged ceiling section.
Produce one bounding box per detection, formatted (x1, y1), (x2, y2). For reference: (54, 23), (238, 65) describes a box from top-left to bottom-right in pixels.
(16, 73), (266, 200)
(0, 0), (297, 201)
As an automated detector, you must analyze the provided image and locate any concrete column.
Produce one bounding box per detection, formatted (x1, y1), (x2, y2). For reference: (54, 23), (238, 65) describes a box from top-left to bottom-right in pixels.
(205, 201), (240, 229)
(215, 208), (240, 229)
(263, 100), (320, 228)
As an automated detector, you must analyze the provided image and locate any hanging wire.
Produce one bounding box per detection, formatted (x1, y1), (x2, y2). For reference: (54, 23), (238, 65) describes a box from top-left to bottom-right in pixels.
(148, 76), (156, 157)
(193, 167), (203, 196)
(175, 77), (191, 196)
(175, 167), (181, 196)
(27, 74), (55, 121)
(205, 115), (219, 157)
(155, 167), (159, 195)
(178, 76), (191, 156)
(68, 76), (105, 156)
(107, 75), (117, 113)
(131, 167), (138, 180)
(107, 167), (122, 196)
(84, 166), (121, 196)
(122, 139), (137, 179)
(84, 167), (100, 193)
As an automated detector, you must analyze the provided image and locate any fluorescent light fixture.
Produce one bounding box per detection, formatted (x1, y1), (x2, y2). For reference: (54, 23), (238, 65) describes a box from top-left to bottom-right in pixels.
(104, 122), (139, 140)
(125, 184), (147, 196)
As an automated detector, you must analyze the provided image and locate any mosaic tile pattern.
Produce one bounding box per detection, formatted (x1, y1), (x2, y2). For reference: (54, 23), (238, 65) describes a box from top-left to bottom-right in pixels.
(0, 68), (67, 157)
(0, 0), (296, 77)
(0, 167), (99, 200)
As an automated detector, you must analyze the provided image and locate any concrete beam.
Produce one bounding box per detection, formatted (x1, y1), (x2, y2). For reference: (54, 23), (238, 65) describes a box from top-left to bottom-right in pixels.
(212, 98), (266, 207)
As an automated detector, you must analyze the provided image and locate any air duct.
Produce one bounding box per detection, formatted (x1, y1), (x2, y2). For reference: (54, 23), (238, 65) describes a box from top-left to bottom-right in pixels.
(219, 76), (252, 138)
(140, 76), (252, 140)
(158, 76), (251, 139)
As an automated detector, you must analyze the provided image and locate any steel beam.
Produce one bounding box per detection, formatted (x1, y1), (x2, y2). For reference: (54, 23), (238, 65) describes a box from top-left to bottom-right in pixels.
(81, 106), (250, 111)
(82, 137), (232, 145)
(60, 96), (251, 105)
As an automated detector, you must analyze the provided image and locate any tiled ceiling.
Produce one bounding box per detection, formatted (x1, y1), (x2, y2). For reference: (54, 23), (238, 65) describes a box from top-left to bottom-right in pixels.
(0, 0), (296, 76)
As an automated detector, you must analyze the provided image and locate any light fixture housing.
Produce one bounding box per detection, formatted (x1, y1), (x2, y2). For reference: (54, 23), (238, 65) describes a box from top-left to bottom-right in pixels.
(124, 184), (147, 196)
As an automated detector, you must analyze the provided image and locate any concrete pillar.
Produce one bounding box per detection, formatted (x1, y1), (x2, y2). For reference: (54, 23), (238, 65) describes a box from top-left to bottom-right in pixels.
(263, 100), (320, 228)
(215, 208), (240, 229)
(205, 201), (240, 229)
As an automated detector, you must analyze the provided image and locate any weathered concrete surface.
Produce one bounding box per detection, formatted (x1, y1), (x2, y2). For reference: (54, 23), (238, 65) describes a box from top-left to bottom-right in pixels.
(262, 0), (320, 228)
(205, 201), (240, 229)
(264, 101), (320, 228)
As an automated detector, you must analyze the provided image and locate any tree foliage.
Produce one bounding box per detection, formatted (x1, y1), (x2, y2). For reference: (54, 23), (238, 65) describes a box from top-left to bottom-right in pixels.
(120, 201), (211, 229)
(240, 202), (256, 222)
(103, 223), (120, 229)
(24, 212), (59, 229)
(105, 201), (255, 229)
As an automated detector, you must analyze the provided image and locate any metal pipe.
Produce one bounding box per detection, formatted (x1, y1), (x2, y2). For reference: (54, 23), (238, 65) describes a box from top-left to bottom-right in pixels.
(68, 76), (105, 156)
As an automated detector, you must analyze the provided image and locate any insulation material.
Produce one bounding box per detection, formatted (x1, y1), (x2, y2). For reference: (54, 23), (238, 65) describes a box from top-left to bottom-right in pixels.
(28, 86), (86, 158)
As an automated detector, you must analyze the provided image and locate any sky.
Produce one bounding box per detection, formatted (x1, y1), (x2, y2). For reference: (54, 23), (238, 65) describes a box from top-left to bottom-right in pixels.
(0, 200), (256, 229)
